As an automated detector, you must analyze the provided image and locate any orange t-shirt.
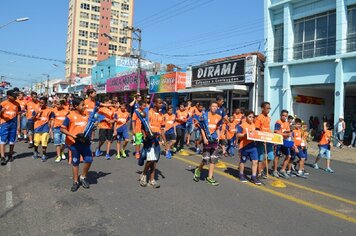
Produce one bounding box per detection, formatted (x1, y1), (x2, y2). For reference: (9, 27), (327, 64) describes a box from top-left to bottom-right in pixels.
(220, 123), (227, 140)
(148, 108), (164, 133)
(98, 107), (114, 129)
(132, 111), (142, 134)
(207, 112), (221, 136)
(84, 98), (95, 115)
(26, 101), (40, 120)
(274, 119), (290, 139)
(292, 129), (304, 147)
(255, 113), (271, 132)
(52, 108), (69, 128)
(62, 111), (88, 146)
(34, 107), (53, 133)
(164, 114), (176, 133)
(0, 100), (20, 124)
(319, 130), (332, 146)
(175, 110), (189, 126)
(115, 110), (130, 129)
(233, 113), (243, 124)
(238, 122), (256, 149)
(226, 121), (238, 140)
(16, 99), (27, 114)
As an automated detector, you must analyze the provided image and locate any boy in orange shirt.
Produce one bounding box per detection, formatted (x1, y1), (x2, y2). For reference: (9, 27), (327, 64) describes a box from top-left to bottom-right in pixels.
(33, 97), (54, 162)
(219, 120), (228, 156)
(25, 92), (40, 148)
(313, 121), (334, 173)
(291, 118), (308, 178)
(132, 101), (145, 159)
(163, 105), (176, 159)
(174, 103), (189, 152)
(52, 100), (69, 162)
(61, 97), (93, 192)
(226, 116), (238, 157)
(113, 103), (130, 159)
(193, 103), (204, 154)
(0, 90), (21, 164)
(16, 91), (28, 141)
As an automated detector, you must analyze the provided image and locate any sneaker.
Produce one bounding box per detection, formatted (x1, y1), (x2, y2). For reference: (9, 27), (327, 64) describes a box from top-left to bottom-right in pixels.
(28, 142), (34, 149)
(206, 177), (219, 186)
(41, 155), (47, 162)
(303, 170), (309, 176)
(55, 156), (61, 163)
(139, 174), (147, 187)
(291, 162), (297, 171)
(312, 163), (319, 169)
(24, 139), (28, 143)
(165, 151), (172, 159)
(61, 152), (66, 160)
(80, 176), (90, 188)
(325, 167), (334, 173)
(272, 171), (280, 178)
(120, 150), (127, 158)
(196, 147), (201, 154)
(116, 153), (121, 160)
(279, 170), (290, 179)
(171, 147), (177, 153)
(239, 174), (248, 183)
(32, 151), (39, 159)
(193, 167), (201, 182)
(251, 176), (262, 185)
(296, 171), (307, 178)
(135, 152), (140, 159)
(95, 148), (102, 157)
(0, 157), (6, 166)
(105, 154), (111, 160)
(287, 171), (296, 177)
(149, 180), (160, 188)
(70, 182), (80, 192)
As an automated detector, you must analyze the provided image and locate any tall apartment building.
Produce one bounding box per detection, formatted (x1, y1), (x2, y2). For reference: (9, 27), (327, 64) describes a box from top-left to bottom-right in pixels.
(65, 0), (134, 81)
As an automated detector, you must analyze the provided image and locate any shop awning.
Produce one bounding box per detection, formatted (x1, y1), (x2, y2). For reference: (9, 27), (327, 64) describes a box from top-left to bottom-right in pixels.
(216, 85), (249, 91)
(177, 87), (223, 93)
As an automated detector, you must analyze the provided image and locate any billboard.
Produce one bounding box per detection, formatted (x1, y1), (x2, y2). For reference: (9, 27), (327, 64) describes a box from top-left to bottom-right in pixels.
(149, 72), (186, 94)
(106, 72), (147, 93)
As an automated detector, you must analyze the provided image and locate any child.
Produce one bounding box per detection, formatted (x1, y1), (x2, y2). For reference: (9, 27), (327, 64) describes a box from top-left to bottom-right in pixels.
(174, 103), (189, 152)
(233, 108), (244, 125)
(163, 105), (176, 159)
(291, 118), (308, 178)
(226, 116), (238, 157)
(113, 103), (130, 160)
(33, 97), (53, 162)
(139, 98), (165, 188)
(132, 101), (145, 159)
(52, 100), (69, 162)
(193, 103), (203, 154)
(0, 90), (20, 164)
(60, 97), (93, 192)
(25, 92), (40, 148)
(313, 121), (334, 173)
(236, 110), (261, 185)
(219, 120), (228, 156)
(16, 91), (28, 141)
(193, 102), (222, 186)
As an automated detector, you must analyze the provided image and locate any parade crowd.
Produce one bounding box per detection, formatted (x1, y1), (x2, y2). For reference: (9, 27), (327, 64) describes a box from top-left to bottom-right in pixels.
(0, 88), (346, 192)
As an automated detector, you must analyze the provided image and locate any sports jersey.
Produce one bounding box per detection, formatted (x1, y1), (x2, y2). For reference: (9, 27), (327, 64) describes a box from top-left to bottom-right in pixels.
(26, 101), (40, 120)
(274, 119), (290, 139)
(62, 111), (88, 146)
(226, 121), (238, 140)
(233, 113), (243, 124)
(98, 107), (114, 129)
(175, 110), (189, 128)
(292, 129), (305, 147)
(84, 98), (95, 115)
(319, 130), (332, 148)
(164, 113), (176, 134)
(115, 110), (130, 130)
(0, 100), (20, 124)
(34, 107), (53, 133)
(16, 99), (27, 114)
(207, 111), (222, 140)
(148, 108), (164, 133)
(237, 122), (256, 149)
(187, 106), (195, 123)
(52, 108), (69, 129)
(255, 113), (271, 132)
(132, 111), (142, 134)
(219, 123), (227, 140)
(216, 106), (227, 118)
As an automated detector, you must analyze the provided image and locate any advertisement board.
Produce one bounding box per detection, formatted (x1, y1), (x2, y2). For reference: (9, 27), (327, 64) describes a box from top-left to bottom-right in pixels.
(149, 72), (186, 94)
(106, 72), (146, 93)
(247, 130), (283, 145)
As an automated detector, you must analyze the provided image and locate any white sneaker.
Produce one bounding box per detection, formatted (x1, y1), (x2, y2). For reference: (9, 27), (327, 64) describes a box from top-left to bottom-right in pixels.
(149, 180), (160, 188)
(139, 174), (147, 187)
(55, 156), (61, 163)
(61, 152), (66, 160)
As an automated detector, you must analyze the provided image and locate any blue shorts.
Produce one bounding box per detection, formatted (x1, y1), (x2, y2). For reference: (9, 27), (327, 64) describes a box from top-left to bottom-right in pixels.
(240, 143), (258, 163)
(291, 146), (307, 160)
(186, 123), (194, 134)
(20, 116), (27, 130)
(69, 143), (93, 166)
(318, 146), (331, 160)
(256, 142), (274, 161)
(53, 128), (66, 146)
(0, 121), (17, 145)
(116, 126), (129, 141)
(275, 145), (291, 157)
(194, 129), (201, 140)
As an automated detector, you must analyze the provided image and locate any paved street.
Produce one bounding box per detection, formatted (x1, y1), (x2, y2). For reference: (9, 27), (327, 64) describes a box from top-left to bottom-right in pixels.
(0, 140), (355, 236)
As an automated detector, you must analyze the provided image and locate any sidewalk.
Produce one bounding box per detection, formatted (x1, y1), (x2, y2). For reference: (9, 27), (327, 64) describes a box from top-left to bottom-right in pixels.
(307, 141), (356, 164)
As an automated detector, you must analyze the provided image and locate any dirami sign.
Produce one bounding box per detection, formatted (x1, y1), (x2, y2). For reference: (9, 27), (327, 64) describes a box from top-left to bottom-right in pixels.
(149, 72), (186, 94)
(106, 72), (147, 93)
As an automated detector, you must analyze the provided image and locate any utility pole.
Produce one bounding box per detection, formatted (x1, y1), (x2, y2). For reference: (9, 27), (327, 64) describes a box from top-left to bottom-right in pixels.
(42, 74), (50, 96)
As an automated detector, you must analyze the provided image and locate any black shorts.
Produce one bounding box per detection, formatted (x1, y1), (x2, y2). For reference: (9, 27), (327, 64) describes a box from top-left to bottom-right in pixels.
(165, 133), (176, 142)
(99, 129), (113, 142)
(27, 120), (34, 132)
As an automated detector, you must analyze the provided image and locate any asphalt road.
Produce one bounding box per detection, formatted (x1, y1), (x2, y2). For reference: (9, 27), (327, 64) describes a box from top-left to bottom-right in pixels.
(0, 139), (355, 236)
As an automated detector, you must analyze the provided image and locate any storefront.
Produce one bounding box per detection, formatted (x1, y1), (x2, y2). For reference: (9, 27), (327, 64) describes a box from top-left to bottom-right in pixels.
(149, 72), (187, 109)
(179, 53), (264, 115)
(106, 72), (147, 104)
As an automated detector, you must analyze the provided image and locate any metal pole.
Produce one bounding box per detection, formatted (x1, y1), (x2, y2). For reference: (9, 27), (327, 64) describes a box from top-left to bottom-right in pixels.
(46, 74), (50, 96)
(137, 29), (142, 94)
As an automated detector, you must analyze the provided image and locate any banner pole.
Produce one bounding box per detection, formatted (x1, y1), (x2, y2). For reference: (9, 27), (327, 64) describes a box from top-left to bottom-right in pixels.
(264, 142), (269, 178)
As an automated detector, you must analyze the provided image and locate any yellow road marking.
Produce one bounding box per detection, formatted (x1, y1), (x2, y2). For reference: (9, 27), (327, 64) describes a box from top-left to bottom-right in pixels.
(183, 150), (356, 206)
(173, 155), (356, 224)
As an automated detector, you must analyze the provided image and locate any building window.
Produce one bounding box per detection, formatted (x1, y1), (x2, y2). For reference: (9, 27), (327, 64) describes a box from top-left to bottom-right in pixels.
(79, 30), (88, 37)
(273, 24), (284, 62)
(119, 46), (127, 52)
(120, 12), (129, 19)
(112, 10), (119, 16)
(92, 0), (100, 3)
(80, 12), (89, 19)
(109, 44), (117, 51)
(121, 3), (129, 11)
(80, 3), (90, 10)
(119, 29), (127, 35)
(91, 14), (100, 21)
(119, 37), (127, 44)
(110, 27), (118, 34)
(92, 6), (100, 12)
(78, 39), (88, 46)
(89, 41), (98, 48)
(78, 49), (87, 55)
(293, 11), (336, 60)
(90, 32), (98, 39)
(77, 67), (86, 74)
(89, 50), (97, 56)
(347, 5), (356, 52)
(111, 18), (119, 25)
(112, 1), (120, 7)
(90, 22), (99, 30)
(79, 21), (89, 28)
(88, 59), (97, 65)
(77, 58), (87, 65)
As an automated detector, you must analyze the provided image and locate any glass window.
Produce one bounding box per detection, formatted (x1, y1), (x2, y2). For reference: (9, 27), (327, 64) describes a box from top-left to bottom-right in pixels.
(80, 12), (89, 19)
(78, 39), (88, 46)
(92, 6), (100, 12)
(78, 49), (87, 55)
(347, 5), (356, 52)
(119, 37), (127, 44)
(77, 58), (87, 64)
(80, 3), (90, 10)
(109, 44), (117, 51)
(91, 14), (100, 21)
(89, 41), (98, 48)
(90, 23), (99, 30)
(121, 3), (129, 11)
(79, 30), (88, 37)
(273, 24), (284, 62)
(79, 21), (89, 28)
(90, 32), (98, 39)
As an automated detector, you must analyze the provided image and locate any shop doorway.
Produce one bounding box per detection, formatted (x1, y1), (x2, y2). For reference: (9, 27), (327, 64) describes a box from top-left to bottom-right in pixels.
(344, 83), (356, 143)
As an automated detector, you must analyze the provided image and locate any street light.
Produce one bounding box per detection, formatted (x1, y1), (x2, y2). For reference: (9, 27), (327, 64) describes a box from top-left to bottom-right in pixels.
(0, 17), (29, 29)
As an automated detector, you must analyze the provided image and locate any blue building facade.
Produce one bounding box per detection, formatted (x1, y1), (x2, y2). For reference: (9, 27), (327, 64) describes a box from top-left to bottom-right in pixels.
(265, 0), (356, 126)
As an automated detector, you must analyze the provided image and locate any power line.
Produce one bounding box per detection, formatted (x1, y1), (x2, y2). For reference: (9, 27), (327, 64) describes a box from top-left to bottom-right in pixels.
(0, 49), (66, 64)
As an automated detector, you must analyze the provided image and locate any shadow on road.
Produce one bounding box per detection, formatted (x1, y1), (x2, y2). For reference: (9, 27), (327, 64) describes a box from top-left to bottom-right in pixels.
(87, 171), (111, 185)
(0, 201), (23, 219)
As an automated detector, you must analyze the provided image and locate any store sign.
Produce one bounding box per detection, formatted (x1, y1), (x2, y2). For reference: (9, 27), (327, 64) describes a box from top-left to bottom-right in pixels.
(149, 72), (186, 94)
(294, 95), (325, 105)
(116, 57), (138, 68)
(247, 130), (283, 145)
(192, 58), (245, 86)
(94, 83), (106, 94)
(106, 72), (146, 93)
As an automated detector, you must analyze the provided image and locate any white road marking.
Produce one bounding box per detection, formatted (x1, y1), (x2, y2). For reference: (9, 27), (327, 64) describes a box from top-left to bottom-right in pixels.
(6, 185), (13, 208)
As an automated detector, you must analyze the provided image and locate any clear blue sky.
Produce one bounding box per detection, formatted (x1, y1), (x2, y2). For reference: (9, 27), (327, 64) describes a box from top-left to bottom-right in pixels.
(0, 0), (264, 89)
